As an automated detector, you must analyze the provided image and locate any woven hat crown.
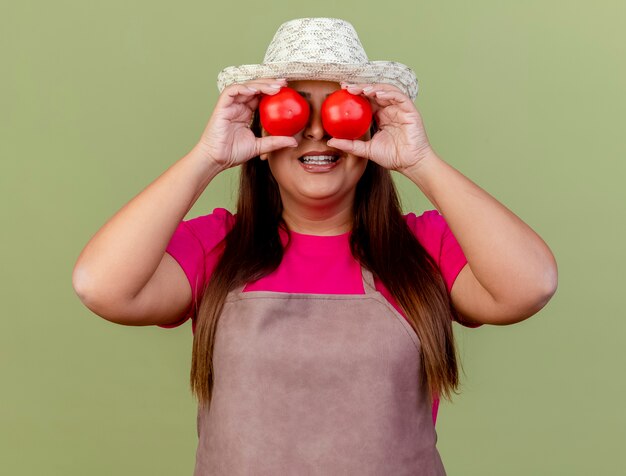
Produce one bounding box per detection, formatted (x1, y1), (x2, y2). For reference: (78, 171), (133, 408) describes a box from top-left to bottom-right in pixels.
(217, 17), (419, 100)
(263, 18), (369, 65)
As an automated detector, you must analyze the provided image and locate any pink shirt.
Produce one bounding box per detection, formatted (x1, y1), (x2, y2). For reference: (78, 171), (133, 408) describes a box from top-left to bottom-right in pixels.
(161, 207), (481, 425)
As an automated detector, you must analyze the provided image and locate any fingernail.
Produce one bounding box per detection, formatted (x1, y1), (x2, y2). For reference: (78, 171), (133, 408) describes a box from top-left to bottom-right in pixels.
(363, 86), (373, 92)
(270, 84), (282, 89)
(247, 87), (258, 92)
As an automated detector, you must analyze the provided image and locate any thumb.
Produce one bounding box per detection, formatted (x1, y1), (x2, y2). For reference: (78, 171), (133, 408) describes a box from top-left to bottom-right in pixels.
(327, 138), (371, 159)
(255, 136), (298, 156)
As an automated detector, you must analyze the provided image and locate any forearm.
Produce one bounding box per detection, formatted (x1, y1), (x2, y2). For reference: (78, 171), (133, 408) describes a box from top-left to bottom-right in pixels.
(401, 149), (558, 303)
(72, 145), (224, 302)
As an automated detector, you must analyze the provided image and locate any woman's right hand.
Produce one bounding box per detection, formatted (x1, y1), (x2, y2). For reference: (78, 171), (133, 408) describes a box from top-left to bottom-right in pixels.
(195, 78), (298, 170)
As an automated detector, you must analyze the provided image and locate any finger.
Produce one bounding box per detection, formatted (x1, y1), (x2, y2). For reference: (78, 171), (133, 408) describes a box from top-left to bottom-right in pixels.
(358, 86), (407, 102)
(370, 88), (409, 105)
(229, 77), (287, 91)
(341, 83), (406, 105)
(243, 77), (288, 87)
(340, 82), (404, 95)
(361, 88), (415, 117)
(339, 83), (410, 118)
(326, 138), (370, 159)
(240, 79), (288, 94)
(254, 136), (298, 156)
(222, 80), (288, 106)
(220, 83), (257, 108)
(237, 86), (290, 108)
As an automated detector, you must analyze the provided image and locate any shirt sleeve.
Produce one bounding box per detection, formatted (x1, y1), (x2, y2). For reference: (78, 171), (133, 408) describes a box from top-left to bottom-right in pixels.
(158, 207), (235, 329)
(404, 210), (482, 328)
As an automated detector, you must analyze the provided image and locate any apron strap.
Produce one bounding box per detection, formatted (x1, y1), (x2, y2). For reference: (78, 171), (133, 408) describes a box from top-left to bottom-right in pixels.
(232, 281), (247, 294)
(361, 266), (377, 294)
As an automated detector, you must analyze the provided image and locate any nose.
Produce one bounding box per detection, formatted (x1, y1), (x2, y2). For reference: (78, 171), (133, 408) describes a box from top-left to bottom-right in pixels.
(303, 105), (330, 141)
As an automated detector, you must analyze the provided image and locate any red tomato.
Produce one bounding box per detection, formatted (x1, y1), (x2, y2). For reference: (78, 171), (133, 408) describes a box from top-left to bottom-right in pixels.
(259, 87), (310, 136)
(321, 89), (373, 140)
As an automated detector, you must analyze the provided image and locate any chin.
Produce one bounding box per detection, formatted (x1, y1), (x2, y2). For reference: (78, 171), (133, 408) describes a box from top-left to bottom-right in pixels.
(297, 184), (355, 204)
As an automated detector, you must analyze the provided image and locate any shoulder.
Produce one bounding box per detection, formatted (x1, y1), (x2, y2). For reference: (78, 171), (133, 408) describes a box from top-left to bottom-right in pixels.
(403, 209), (446, 233)
(178, 207), (236, 252)
(183, 207), (235, 230)
(402, 209), (448, 256)
(402, 209), (470, 298)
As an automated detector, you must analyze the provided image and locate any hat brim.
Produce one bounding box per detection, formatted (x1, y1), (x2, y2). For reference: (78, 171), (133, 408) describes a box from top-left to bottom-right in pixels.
(217, 61), (418, 100)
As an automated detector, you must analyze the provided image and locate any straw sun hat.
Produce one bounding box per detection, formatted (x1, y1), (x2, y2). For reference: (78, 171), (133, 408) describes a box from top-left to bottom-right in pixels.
(217, 17), (419, 101)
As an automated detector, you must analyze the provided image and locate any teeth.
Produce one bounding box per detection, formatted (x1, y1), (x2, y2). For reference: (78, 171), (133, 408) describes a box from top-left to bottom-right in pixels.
(300, 155), (338, 164)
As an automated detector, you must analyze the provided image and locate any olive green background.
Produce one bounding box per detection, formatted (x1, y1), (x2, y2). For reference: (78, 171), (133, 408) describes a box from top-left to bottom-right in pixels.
(2, 1), (624, 474)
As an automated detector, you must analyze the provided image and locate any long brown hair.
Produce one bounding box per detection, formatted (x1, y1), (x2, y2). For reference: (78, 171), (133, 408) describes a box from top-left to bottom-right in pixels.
(190, 109), (464, 410)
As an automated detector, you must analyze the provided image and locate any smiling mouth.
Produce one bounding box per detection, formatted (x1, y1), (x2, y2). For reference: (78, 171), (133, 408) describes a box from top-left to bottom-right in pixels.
(298, 155), (340, 164)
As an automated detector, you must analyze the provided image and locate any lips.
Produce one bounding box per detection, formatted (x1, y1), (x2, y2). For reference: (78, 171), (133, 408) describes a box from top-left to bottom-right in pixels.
(298, 149), (341, 163)
(299, 159), (340, 172)
(301, 149), (340, 157)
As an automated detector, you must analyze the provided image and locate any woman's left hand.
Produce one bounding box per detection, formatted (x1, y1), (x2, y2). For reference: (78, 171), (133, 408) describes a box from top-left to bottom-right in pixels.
(327, 83), (435, 173)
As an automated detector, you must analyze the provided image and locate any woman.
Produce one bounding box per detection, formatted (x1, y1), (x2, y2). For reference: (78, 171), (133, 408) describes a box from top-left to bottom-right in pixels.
(73, 18), (558, 475)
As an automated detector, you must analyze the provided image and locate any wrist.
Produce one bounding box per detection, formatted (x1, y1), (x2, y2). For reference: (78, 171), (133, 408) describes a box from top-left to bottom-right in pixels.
(399, 147), (440, 179)
(399, 148), (449, 212)
(186, 145), (228, 177)
(189, 144), (228, 172)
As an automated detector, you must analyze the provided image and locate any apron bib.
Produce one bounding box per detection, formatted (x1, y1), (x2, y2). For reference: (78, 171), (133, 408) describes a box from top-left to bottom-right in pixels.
(193, 266), (446, 475)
